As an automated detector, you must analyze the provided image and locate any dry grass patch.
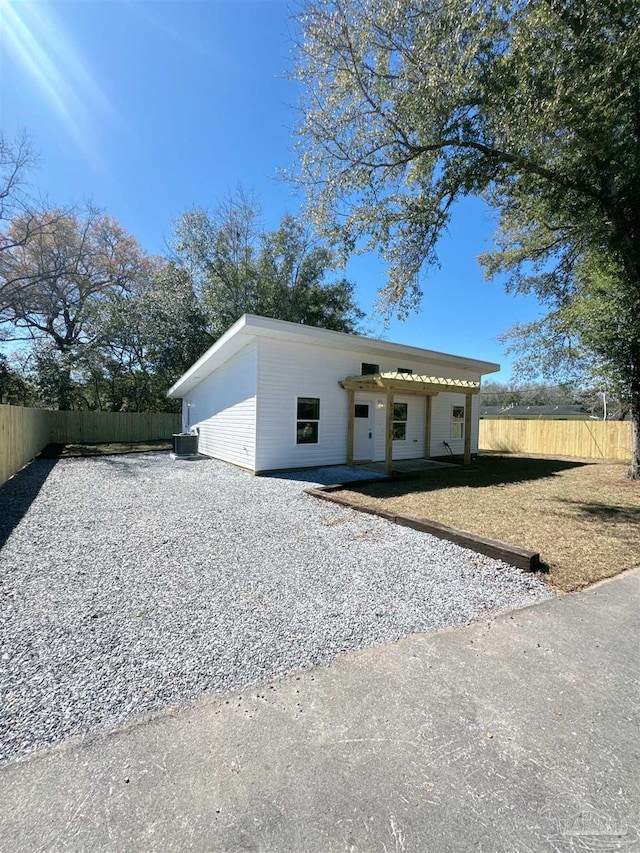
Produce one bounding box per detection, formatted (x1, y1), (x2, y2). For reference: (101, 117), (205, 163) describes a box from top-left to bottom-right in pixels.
(59, 440), (172, 457)
(337, 455), (639, 592)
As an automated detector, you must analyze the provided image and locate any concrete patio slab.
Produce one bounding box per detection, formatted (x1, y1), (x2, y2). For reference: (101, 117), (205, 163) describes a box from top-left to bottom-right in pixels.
(0, 569), (638, 852)
(360, 458), (455, 474)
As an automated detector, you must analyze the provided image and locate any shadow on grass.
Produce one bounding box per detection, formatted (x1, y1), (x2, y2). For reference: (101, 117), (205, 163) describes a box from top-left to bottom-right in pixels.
(553, 497), (640, 524)
(0, 450), (61, 550)
(341, 455), (588, 500)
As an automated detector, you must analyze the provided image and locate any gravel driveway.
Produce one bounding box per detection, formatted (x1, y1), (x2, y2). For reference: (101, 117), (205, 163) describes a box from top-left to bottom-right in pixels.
(0, 453), (553, 763)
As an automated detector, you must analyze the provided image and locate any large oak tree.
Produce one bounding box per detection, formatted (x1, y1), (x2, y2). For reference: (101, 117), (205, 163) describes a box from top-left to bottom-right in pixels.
(0, 208), (151, 408)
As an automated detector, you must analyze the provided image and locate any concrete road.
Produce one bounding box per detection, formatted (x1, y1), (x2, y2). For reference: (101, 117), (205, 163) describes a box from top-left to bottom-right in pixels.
(1, 570), (638, 852)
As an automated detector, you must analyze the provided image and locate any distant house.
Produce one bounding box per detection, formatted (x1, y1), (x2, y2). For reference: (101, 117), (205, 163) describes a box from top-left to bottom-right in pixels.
(167, 314), (500, 474)
(480, 404), (596, 420)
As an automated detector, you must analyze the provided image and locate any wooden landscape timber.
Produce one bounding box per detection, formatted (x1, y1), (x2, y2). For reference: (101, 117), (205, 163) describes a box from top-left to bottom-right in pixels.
(306, 483), (540, 573)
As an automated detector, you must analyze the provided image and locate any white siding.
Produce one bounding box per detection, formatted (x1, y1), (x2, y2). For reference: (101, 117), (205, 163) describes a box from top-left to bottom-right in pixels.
(254, 338), (479, 471)
(391, 394), (426, 460)
(430, 392), (480, 457)
(255, 338), (348, 471)
(366, 393), (425, 462)
(186, 341), (257, 470)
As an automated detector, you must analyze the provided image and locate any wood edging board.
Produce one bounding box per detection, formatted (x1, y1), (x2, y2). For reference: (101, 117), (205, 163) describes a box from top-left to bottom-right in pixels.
(305, 484), (540, 572)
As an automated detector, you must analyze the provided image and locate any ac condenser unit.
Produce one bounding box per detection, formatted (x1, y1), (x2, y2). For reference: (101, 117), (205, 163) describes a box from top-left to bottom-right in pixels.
(172, 433), (199, 456)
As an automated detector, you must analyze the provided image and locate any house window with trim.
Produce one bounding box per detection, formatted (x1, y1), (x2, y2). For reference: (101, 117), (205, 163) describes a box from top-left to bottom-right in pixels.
(451, 404), (465, 440)
(361, 362), (379, 375)
(393, 402), (408, 440)
(297, 397), (320, 444)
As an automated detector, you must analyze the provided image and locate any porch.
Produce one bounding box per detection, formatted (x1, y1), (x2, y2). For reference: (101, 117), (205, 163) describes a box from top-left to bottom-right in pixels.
(340, 371), (481, 475)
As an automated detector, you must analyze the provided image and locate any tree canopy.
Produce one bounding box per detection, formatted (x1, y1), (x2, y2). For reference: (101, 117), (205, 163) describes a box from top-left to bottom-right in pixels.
(0, 190), (364, 411)
(173, 189), (364, 335)
(293, 0), (640, 474)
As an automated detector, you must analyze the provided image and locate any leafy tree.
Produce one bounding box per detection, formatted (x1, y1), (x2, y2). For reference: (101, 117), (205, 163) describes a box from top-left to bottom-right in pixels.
(256, 215), (364, 332)
(140, 262), (213, 377)
(0, 352), (37, 406)
(479, 381), (577, 408)
(31, 346), (81, 410)
(0, 207), (151, 407)
(173, 189), (364, 336)
(293, 0), (639, 475)
(173, 188), (262, 338)
(81, 262), (211, 411)
(502, 252), (636, 419)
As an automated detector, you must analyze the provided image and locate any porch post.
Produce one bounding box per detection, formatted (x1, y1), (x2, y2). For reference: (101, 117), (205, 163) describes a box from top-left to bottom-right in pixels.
(424, 395), (432, 460)
(464, 392), (473, 465)
(385, 390), (394, 475)
(347, 389), (355, 466)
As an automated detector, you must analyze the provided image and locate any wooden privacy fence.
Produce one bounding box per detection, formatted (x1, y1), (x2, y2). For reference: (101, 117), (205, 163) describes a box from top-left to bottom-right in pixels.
(48, 410), (181, 444)
(479, 418), (632, 461)
(0, 405), (181, 486)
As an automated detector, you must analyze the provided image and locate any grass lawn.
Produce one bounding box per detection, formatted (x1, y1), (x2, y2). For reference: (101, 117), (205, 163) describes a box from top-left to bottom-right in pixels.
(336, 454), (639, 592)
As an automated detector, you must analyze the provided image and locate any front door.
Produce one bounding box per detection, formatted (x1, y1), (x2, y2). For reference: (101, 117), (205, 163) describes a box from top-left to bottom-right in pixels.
(353, 402), (373, 460)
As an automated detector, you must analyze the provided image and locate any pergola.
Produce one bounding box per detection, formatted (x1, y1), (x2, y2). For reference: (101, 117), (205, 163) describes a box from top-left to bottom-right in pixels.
(339, 372), (481, 474)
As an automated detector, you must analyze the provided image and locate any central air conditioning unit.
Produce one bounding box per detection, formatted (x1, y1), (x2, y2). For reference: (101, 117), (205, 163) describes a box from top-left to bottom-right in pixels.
(172, 433), (199, 456)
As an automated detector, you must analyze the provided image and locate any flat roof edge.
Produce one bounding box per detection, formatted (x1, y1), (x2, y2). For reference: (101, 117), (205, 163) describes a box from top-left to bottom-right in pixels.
(167, 314), (500, 398)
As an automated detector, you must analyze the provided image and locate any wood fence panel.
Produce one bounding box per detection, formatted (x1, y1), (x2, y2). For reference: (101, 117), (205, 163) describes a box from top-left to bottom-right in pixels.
(479, 418), (632, 461)
(0, 406), (53, 487)
(50, 411), (180, 444)
(1, 407), (181, 486)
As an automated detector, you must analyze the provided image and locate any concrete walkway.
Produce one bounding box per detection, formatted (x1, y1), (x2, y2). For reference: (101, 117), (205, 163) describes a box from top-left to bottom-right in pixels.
(360, 458), (454, 474)
(1, 570), (638, 853)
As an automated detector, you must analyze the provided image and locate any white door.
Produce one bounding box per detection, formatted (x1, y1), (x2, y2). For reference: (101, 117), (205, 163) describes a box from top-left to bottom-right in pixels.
(354, 401), (373, 460)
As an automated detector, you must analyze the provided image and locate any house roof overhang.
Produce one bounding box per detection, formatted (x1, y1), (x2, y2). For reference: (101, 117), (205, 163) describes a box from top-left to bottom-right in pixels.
(339, 372), (481, 396)
(167, 314), (499, 399)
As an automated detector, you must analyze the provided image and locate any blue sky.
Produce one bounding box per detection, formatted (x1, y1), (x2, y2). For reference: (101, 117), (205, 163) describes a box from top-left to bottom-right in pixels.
(0, 0), (544, 380)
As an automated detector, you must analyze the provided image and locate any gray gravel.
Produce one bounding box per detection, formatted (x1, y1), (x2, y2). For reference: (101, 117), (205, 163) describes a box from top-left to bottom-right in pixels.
(0, 453), (553, 763)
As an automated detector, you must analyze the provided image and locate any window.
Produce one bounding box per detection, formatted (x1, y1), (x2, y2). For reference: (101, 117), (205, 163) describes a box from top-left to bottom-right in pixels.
(361, 362), (379, 375)
(452, 405), (465, 440)
(297, 397), (320, 444)
(397, 367), (413, 374)
(354, 404), (369, 418)
(393, 402), (408, 440)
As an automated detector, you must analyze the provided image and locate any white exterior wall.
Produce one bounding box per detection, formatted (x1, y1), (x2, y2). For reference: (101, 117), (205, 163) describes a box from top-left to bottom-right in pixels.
(186, 340), (257, 470)
(364, 393), (425, 462)
(255, 337), (348, 471)
(254, 337), (481, 472)
(430, 392), (480, 458)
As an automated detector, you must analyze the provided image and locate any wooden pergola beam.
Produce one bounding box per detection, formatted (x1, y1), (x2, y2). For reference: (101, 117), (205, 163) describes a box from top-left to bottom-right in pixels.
(340, 374), (480, 396)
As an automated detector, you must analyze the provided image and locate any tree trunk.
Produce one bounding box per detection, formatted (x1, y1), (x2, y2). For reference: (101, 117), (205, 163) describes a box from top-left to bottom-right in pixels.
(629, 355), (640, 479)
(619, 242), (640, 479)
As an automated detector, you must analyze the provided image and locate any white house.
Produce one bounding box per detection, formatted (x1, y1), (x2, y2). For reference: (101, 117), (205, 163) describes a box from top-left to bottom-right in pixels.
(167, 314), (500, 474)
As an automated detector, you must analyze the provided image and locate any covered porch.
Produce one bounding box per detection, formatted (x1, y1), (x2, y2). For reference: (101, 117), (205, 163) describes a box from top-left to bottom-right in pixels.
(339, 372), (481, 475)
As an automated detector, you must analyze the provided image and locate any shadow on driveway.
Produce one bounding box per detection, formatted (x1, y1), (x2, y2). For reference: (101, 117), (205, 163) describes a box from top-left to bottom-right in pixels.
(0, 452), (60, 550)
